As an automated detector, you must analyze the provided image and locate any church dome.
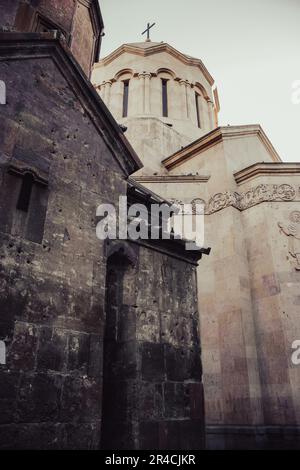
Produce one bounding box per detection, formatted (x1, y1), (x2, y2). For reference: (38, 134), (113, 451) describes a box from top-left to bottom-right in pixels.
(92, 39), (220, 171)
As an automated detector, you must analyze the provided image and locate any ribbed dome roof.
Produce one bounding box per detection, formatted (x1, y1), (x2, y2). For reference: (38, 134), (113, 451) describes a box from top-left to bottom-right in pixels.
(95, 41), (215, 86)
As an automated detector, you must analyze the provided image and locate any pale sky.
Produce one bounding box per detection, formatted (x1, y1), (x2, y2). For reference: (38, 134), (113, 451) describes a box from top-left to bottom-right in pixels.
(99, 0), (300, 162)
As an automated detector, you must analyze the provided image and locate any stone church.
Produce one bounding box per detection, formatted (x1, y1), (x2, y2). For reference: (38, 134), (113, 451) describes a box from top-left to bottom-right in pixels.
(92, 35), (300, 448)
(0, 0), (207, 450)
(0, 0), (299, 451)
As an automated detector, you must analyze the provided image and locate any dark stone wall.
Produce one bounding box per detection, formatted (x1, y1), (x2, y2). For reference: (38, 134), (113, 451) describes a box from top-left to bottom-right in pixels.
(0, 49), (204, 449)
(135, 247), (204, 450)
(0, 2), (19, 28)
(0, 0), (103, 76)
(30, 0), (76, 32)
(101, 242), (204, 450)
(0, 54), (125, 449)
(70, 1), (99, 77)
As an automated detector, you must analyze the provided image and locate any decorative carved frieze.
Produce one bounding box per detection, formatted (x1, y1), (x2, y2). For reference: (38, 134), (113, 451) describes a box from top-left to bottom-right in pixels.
(169, 184), (299, 215)
(206, 184), (298, 214)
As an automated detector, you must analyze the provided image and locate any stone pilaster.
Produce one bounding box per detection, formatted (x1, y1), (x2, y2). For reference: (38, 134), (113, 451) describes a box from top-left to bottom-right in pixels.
(208, 99), (215, 129)
(138, 72), (152, 115)
(144, 73), (151, 114)
(104, 80), (112, 106)
(179, 80), (189, 119)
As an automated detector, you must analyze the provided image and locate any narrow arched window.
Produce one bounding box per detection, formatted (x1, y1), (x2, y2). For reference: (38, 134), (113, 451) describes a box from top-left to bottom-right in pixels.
(101, 249), (136, 449)
(122, 80), (129, 117)
(0, 341), (6, 365)
(162, 79), (168, 117)
(16, 173), (34, 212)
(195, 93), (201, 128)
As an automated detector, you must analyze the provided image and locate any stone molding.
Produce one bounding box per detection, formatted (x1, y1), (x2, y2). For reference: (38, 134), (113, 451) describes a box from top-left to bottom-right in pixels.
(234, 162), (300, 184)
(133, 175), (210, 183)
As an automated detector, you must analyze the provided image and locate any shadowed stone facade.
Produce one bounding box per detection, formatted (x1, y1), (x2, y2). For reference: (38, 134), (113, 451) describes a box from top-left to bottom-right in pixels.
(0, 0), (103, 77)
(101, 240), (204, 450)
(0, 2), (206, 450)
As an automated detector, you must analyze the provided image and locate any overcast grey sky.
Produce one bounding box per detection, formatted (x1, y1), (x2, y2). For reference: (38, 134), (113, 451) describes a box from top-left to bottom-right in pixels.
(99, 0), (300, 162)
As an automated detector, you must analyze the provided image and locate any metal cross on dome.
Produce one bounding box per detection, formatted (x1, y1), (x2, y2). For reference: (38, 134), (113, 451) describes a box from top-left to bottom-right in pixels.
(142, 22), (156, 41)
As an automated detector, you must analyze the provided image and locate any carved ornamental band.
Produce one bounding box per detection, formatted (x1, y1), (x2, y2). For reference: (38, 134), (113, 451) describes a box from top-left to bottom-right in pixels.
(206, 184), (298, 214)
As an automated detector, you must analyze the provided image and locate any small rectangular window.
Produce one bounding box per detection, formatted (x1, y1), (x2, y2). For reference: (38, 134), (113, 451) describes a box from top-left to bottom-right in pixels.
(122, 80), (129, 118)
(0, 168), (48, 244)
(195, 93), (201, 128)
(162, 79), (168, 117)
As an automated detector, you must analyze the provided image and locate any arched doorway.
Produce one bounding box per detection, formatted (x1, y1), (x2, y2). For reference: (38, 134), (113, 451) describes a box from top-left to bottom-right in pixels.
(101, 247), (137, 449)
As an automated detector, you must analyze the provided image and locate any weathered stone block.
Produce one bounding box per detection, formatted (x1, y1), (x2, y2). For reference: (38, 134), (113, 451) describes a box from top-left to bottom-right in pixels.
(37, 327), (68, 372)
(141, 342), (165, 382)
(164, 382), (186, 419)
(138, 383), (163, 421)
(16, 373), (62, 423)
(60, 376), (101, 424)
(68, 332), (90, 374)
(9, 322), (38, 371)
